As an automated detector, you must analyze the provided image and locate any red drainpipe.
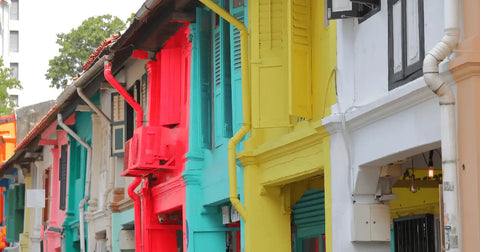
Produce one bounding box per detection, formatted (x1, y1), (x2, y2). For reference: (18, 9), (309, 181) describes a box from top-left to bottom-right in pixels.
(105, 61), (144, 250)
(104, 61), (144, 128)
(128, 177), (143, 251)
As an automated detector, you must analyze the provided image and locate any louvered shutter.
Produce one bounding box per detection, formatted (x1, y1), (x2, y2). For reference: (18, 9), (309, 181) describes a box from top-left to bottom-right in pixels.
(290, 0), (312, 119)
(111, 93), (126, 156)
(212, 0), (232, 147)
(125, 87), (135, 141)
(43, 168), (51, 222)
(230, 0), (247, 131)
(59, 144), (68, 210)
(292, 190), (325, 227)
(195, 8), (213, 149)
(141, 74), (149, 122)
(159, 48), (183, 127)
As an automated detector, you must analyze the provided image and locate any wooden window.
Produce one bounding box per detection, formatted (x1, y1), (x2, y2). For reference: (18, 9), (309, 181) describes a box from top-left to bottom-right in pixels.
(43, 167), (51, 223)
(212, 0), (233, 147)
(229, 0), (246, 130)
(195, 8), (213, 149)
(111, 93), (125, 156)
(159, 48), (183, 127)
(388, 0), (424, 90)
(290, 0), (313, 119)
(59, 145), (68, 210)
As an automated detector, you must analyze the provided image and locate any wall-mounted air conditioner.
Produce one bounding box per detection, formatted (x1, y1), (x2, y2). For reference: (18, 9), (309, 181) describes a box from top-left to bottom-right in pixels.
(327, 0), (380, 20)
(122, 126), (177, 177)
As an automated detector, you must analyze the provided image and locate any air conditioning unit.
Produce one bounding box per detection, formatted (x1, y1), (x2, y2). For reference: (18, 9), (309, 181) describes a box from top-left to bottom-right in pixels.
(327, 0), (380, 20)
(121, 126), (177, 177)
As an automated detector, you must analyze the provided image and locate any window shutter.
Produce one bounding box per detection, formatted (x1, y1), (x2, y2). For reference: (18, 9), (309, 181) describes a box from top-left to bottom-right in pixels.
(43, 168), (51, 222)
(6, 188), (14, 242)
(59, 144), (68, 210)
(212, 0), (232, 146)
(125, 87), (135, 141)
(290, 0), (312, 119)
(230, 0), (247, 130)
(141, 74), (149, 122)
(111, 93), (126, 156)
(196, 8), (213, 149)
(159, 48), (183, 127)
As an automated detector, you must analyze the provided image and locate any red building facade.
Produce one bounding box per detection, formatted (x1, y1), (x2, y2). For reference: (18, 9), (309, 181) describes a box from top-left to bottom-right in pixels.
(109, 24), (191, 252)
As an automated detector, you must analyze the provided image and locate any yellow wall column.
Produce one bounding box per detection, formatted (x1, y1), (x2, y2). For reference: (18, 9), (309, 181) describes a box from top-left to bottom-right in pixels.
(449, 0), (480, 250)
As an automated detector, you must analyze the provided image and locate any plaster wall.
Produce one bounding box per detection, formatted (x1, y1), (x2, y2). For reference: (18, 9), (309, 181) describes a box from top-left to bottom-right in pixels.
(335, 0), (444, 111)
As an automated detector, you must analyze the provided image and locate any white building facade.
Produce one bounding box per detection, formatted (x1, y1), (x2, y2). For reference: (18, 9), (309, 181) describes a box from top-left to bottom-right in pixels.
(324, 0), (453, 251)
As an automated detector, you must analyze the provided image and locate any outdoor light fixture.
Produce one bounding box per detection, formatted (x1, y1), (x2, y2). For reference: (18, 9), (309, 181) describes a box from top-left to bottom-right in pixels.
(427, 150), (434, 178)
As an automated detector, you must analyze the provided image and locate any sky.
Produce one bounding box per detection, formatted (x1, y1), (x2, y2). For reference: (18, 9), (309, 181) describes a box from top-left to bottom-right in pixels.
(13, 0), (143, 107)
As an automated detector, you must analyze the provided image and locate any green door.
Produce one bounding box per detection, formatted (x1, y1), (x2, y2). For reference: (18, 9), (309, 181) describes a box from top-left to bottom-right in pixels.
(292, 189), (326, 252)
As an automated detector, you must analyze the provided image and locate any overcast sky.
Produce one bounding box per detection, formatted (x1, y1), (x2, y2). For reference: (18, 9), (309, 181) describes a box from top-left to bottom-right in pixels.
(13, 0), (143, 107)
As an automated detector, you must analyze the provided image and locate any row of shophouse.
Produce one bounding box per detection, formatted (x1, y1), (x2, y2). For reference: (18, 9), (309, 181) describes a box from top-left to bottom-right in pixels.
(0, 0), (479, 251)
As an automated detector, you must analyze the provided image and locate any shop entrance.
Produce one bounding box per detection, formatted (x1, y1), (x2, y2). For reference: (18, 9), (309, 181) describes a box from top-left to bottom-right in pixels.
(291, 189), (326, 252)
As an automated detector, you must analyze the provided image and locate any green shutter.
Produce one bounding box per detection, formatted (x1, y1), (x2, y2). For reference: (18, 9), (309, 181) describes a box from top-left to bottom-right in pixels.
(6, 184), (25, 243)
(196, 8), (213, 149)
(230, 0), (247, 131)
(292, 189), (325, 229)
(212, 0), (232, 147)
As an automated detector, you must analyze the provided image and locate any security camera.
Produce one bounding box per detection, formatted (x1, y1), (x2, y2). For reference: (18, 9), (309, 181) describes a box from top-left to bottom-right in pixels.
(158, 214), (166, 223)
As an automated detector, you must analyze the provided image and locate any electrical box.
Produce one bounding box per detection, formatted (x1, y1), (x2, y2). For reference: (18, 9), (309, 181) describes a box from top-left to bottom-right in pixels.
(119, 230), (135, 250)
(352, 204), (390, 242)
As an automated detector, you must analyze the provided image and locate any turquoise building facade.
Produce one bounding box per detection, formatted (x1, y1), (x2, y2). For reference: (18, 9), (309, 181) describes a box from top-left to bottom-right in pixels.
(63, 110), (93, 251)
(184, 1), (247, 251)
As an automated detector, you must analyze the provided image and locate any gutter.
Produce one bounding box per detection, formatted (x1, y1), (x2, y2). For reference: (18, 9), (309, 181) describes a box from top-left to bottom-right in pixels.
(198, 0), (250, 221)
(422, 0), (461, 250)
(57, 114), (92, 252)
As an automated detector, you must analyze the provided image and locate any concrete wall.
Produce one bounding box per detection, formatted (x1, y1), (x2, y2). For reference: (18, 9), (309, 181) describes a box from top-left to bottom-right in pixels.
(15, 100), (55, 144)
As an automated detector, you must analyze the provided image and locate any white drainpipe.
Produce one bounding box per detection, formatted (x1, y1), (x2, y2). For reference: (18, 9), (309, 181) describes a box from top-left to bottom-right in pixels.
(57, 113), (92, 252)
(422, 0), (461, 250)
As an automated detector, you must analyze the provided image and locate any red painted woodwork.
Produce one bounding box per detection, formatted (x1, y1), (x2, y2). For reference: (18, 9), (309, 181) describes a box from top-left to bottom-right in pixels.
(126, 23), (191, 252)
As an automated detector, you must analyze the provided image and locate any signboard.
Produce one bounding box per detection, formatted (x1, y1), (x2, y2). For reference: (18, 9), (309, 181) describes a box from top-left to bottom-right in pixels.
(26, 189), (45, 208)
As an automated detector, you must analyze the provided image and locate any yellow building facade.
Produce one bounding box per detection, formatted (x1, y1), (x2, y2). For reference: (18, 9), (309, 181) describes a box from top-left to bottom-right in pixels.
(236, 0), (337, 251)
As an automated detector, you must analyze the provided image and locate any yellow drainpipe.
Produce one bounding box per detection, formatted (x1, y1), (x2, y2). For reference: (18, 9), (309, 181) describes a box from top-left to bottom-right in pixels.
(198, 0), (250, 221)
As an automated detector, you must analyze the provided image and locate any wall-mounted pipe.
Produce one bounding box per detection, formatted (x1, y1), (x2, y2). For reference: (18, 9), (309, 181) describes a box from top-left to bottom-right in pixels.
(198, 0), (250, 221)
(104, 156), (115, 252)
(422, 0), (460, 250)
(76, 87), (111, 124)
(104, 61), (144, 128)
(57, 113), (92, 252)
(127, 177), (142, 252)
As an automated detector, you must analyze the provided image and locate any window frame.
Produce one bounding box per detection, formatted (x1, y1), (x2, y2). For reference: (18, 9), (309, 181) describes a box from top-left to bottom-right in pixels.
(9, 31), (19, 53)
(387, 0), (425, 90)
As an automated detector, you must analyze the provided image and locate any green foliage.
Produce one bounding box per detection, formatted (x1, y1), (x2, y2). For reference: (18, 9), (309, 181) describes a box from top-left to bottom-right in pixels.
(0, 57), (22, 116)
(46, 14), (127, 89)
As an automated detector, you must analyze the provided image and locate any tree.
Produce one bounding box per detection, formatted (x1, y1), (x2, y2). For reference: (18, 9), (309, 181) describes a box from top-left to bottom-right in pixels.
(46, 15), (127, 89)
(0, 57), (21, 116)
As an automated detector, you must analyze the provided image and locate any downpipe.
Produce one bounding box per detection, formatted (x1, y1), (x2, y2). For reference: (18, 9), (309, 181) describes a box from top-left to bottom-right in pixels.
(104, 59), (145, 250)
(128, 177), (143, 252)
(198, 0), (251, 221)
(57, 113), (92, 252)
(422, 0), (461, 250)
